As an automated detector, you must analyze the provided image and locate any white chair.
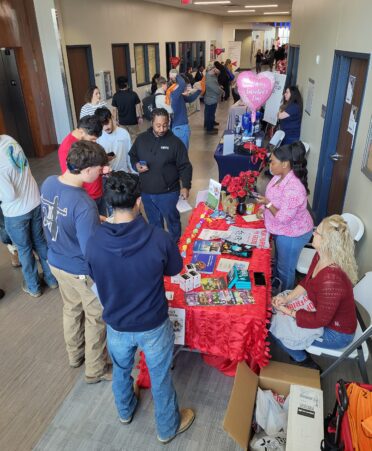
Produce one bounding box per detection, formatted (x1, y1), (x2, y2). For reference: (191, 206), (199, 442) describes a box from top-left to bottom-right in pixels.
(269, 130), (285, 149)
(307, 271), (372, 383)
(296, 212), (364, 275)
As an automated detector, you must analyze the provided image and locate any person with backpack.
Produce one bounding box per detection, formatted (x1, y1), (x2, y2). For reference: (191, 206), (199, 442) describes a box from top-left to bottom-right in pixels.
(155, 77), (173, 115)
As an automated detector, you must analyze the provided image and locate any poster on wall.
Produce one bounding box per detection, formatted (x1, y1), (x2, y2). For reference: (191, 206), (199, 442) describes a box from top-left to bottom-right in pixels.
(345, 75), (356, 104)
(305, 78), (315, 116)
(361, 115), (372, 181)
(347, 105), (358, 136)
(227, 41), (242, 71)
(263, 73), (287, 125)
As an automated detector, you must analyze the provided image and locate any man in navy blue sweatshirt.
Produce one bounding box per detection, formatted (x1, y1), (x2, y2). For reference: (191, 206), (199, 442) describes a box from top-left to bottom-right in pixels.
(85, 171), (195, 444)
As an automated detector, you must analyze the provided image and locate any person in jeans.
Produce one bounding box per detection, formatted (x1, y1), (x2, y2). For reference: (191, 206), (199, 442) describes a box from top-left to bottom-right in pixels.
(204, 64), (224, 135)
(271, 214), (358, 369)
(0, 135), (58, 297)
(129, 108), (192, 242)
(168, 69), (201, 150)
(85, 171), (195, 443)
(41, 141), (111, 383)
(0, 204), (20, 267)
(256, 142), (314, 291)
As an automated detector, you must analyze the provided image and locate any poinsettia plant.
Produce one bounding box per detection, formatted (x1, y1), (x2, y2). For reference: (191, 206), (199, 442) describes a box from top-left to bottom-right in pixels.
(221, 170), (260, 199)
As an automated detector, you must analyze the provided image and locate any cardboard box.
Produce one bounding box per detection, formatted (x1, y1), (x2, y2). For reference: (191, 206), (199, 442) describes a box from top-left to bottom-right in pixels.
(223, 361), (322, 450)
(179, 273), (193, 292)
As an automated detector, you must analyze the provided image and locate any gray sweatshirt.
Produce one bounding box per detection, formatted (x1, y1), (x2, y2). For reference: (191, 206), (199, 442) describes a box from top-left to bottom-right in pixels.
(204, 72), (223, 105)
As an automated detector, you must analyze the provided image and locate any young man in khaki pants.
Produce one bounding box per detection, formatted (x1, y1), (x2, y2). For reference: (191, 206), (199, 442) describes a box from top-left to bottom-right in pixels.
(41, 141), (111, 383)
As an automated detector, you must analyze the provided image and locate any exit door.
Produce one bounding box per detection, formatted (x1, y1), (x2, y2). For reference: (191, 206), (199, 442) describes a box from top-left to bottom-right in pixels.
(0, 49), (35, 157)
(312, 52), (369, 223)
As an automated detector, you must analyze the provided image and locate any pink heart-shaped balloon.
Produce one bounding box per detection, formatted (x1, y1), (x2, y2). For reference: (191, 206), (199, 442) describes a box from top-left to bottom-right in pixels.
(237, 71), (275, 112)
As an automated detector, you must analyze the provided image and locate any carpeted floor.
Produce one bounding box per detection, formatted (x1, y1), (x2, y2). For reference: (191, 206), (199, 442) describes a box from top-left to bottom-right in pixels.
(34, 351), (241, 451)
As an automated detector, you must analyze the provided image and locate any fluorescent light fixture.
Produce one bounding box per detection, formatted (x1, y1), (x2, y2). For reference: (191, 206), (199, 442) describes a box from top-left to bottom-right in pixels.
(245, 4), (278, 7)
(263, 11), (290, 14)
(194, 1), (231, 4)
(228, 9), (255, 12)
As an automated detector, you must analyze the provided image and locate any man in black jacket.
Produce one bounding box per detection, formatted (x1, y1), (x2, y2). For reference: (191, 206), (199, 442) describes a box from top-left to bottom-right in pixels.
(129, 108), (192, 242)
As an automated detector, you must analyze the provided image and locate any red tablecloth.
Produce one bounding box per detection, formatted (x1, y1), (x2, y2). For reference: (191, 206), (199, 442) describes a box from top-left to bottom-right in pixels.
(137, 203), (272, 387)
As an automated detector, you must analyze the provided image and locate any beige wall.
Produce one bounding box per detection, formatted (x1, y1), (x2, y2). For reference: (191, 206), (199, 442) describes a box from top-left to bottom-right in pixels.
(59, 0), (223, 101)
(235, 30), (252, 69)
(291, 0), (372, 274)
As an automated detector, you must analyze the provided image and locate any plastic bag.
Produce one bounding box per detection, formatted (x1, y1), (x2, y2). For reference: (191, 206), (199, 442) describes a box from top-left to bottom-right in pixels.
(255, 387), (289, 436)
(250, 431), (286, 451)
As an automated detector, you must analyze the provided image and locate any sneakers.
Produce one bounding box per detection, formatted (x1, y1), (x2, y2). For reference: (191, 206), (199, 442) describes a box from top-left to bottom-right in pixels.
(157, 408), (196, 444)
(85, 366), (113, 384)
(22, 281), (42, 298)
(119, 383), (141, 425)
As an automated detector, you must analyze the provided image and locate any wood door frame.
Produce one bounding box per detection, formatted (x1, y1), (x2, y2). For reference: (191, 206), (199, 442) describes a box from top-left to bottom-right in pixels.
(312, 50), (370, 224)
(111, 43), (132, 88)
(66, 44), (95, 86)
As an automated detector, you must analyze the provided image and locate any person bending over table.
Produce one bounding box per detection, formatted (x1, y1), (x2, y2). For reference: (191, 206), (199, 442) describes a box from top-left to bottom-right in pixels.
(271, 214), (358, 369)
(278, 86), (303, 145)
(256, 142), (313, 291)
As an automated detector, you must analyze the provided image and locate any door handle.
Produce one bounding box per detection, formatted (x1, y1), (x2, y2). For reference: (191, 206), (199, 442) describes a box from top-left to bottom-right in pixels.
(330, 153), (344, 161)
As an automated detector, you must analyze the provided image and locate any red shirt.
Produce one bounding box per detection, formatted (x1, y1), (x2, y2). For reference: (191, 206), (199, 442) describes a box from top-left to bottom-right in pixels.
(296, 254), (357, 334)
(58, 133), (103, 200)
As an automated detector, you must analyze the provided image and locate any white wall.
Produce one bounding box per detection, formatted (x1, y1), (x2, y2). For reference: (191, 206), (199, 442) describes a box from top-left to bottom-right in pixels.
(58, 0), (223, 102)
(33, 0), (72, 142)
(291, 0), (372, 274)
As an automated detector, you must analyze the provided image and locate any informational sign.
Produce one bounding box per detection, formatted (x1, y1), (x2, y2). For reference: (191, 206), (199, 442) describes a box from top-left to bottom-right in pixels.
(305, 78), (315, 116)
(345, 75), (356, 104)
(168, 307), (185, 345)
(227, 41), (242, 71)
(263, 73), (287, 125)
(347, 105), (358, 136)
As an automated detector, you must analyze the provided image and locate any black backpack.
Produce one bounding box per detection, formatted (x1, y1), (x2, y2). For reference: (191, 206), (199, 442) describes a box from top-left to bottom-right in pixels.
(142, 93), (164, 120)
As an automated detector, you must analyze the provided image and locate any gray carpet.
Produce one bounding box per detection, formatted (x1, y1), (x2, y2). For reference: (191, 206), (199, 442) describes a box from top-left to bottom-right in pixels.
(34, 352), (241, 451)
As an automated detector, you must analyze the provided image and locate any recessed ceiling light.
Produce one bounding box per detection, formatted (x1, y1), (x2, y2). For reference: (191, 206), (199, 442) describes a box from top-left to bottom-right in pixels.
(245, 4), (278, 7)
(194, 1), (231, 4)
(263, 11), (290, 14)
(228, 9), (255, 12)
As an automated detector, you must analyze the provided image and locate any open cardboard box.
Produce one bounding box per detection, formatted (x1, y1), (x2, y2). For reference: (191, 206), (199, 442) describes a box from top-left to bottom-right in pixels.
(223, 360), (323, 450)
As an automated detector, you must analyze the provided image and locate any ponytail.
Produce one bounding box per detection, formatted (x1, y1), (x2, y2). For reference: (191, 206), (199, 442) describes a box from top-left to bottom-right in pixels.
(273, 141), (309, 194)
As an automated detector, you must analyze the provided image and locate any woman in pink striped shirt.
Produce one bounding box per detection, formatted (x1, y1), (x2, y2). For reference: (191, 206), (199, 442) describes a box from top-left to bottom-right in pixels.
(257, 142), (313, 290)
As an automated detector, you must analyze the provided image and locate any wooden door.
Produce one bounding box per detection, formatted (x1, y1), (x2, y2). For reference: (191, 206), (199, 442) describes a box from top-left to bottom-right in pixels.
(112, 44), (131, 91)
(327, 58), (368, 215)
(66, 45), (95, 119)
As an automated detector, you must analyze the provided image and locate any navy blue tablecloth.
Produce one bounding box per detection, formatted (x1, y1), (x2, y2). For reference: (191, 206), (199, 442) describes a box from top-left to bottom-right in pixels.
(214, 144), (264, 182)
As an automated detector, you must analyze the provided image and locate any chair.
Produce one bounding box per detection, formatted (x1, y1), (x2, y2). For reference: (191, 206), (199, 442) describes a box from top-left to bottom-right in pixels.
(307, 271), (372, 383)
(269, 130), (285, 149)
(296, 212), (364, 275)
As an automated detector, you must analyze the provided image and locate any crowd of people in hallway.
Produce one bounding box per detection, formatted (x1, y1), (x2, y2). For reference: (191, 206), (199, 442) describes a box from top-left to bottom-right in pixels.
(0, 54), (360, 442)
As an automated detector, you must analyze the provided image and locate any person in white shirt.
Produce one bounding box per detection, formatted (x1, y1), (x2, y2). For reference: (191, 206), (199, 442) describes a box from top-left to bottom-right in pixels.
(0, 135), (58, 297)
(155, 77), (173, 115)
(95, 108), (133, 173)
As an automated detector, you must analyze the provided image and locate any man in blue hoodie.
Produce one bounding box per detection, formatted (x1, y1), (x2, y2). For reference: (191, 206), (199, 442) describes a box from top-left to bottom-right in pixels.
(85, 171), (195, 444)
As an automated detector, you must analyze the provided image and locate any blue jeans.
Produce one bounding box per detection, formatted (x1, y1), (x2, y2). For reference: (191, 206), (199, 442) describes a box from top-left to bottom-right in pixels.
(141, 191), (181, 242)
(204, 103), (218, 131)
(172, 124), (190, 150)
(107, 319), (180, 440)
(273, 230), (313, 291)
(272, 328), (355, 362)
(4, 205), (57, 293)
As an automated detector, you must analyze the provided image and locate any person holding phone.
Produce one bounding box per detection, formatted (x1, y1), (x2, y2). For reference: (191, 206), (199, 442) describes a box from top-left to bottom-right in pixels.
(256, 142), (313, 291)
(129, 108), (192, 242)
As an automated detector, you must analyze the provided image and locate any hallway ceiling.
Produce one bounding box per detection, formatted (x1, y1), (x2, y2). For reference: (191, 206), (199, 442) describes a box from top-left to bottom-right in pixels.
(142, 0), (292, 17)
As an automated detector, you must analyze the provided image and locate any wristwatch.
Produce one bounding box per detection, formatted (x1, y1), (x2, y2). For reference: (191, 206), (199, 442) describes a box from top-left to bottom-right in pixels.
(265, 202), (273, 209)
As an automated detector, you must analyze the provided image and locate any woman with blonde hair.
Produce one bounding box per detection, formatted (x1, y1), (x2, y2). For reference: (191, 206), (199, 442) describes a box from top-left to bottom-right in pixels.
(271, 214), (358, 369)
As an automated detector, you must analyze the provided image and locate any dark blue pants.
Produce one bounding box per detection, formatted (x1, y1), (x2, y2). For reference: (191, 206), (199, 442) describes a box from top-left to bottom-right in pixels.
(204, 103), (218, 131)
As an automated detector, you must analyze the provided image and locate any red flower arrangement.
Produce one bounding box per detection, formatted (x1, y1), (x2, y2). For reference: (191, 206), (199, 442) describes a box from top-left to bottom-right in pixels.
(221, 170), (260, 199)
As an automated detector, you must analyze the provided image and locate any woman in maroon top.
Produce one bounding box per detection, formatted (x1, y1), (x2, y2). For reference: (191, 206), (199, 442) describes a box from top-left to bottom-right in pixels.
(271, 214), (358, 369)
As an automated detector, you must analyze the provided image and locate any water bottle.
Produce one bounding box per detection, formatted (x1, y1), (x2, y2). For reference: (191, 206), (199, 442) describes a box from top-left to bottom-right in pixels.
(241, 112), (252, 136)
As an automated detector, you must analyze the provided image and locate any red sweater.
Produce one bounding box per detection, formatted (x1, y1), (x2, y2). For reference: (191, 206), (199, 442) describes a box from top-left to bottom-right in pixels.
(296, 254), (357, 334)
(58, 133), (103, 200)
